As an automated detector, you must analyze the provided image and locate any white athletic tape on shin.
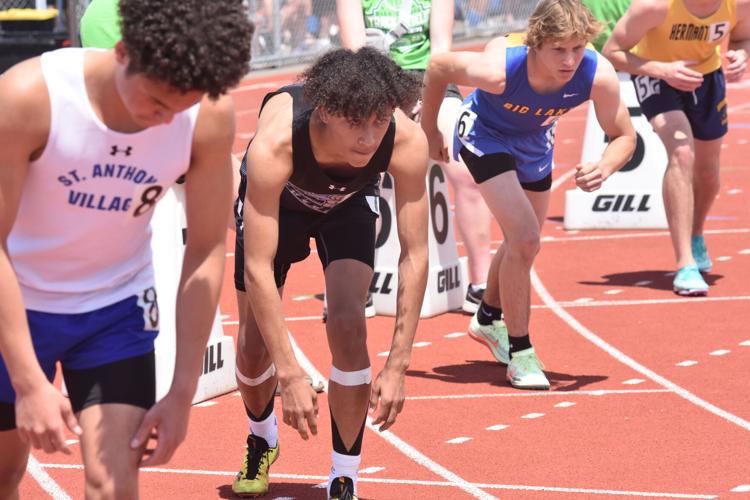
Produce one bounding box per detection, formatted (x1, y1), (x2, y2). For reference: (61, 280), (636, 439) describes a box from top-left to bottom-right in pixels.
(235, 364), (276, 387)
(329, 366), (372, 386)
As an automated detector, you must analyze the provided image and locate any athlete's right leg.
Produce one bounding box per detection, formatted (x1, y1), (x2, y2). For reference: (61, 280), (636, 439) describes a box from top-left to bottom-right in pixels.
(650, 110), (708, 295)
(437, 97), (492, 296)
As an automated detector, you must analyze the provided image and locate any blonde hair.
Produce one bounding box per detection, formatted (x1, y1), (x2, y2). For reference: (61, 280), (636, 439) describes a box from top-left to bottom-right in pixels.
(525, 0), (603, 50)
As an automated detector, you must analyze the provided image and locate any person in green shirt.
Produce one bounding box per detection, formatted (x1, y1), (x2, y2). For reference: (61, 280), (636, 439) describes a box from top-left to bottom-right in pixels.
(337, 0), (493, 313)
(582, 0), (632, 52)
(79, 0), (121, 48)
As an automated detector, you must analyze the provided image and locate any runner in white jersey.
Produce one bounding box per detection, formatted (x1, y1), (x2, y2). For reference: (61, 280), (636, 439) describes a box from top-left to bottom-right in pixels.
(0, 0), (253, 497)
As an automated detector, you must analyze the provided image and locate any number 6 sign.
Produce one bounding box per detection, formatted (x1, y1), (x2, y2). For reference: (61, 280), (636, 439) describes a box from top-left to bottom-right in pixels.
(372, 164), (467, 317)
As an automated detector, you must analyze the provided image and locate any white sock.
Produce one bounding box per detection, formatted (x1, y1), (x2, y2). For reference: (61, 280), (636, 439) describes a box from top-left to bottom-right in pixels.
(328, 451), (361, 495)
(471, 282), (487, 291)
(248, 412), (278, 448)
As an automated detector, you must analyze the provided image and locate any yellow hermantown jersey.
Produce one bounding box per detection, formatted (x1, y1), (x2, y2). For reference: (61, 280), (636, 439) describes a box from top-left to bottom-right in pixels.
(632, 0), (737, 74)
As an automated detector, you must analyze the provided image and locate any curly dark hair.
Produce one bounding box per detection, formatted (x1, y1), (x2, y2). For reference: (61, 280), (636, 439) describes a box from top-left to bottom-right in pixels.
(119, 0), (254, 98)
(299, 47), (421, 124)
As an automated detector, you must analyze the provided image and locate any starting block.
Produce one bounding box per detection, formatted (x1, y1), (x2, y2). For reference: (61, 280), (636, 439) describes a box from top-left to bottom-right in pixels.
(371, 164), (467, 317)
(564, 72), (668, 229)
(150, 183), (236, 403)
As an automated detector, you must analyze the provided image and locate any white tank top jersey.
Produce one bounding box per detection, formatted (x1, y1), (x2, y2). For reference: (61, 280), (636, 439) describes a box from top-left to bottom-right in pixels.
(8, 48), (200, 314)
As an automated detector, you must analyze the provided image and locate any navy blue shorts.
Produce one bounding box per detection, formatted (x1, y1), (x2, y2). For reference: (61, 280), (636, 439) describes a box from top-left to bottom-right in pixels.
(631, 68), (727, 141)
(0, 290), (159, 428)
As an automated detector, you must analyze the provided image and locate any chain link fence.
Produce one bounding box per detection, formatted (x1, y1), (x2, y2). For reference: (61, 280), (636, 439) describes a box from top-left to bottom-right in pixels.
(2, 0), (535, 70)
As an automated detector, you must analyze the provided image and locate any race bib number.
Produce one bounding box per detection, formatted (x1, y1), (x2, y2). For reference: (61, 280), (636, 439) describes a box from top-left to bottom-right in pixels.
(456, 107), (477, 139)
(634, 75), (660, 103)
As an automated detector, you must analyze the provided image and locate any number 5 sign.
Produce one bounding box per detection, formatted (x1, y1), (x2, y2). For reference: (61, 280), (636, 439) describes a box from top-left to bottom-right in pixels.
(371, 164), (468, 317)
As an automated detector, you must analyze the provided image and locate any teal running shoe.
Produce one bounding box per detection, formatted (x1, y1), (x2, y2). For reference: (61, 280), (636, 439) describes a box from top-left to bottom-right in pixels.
(691, 235), (712, 272)
(673, 264), (708, 296)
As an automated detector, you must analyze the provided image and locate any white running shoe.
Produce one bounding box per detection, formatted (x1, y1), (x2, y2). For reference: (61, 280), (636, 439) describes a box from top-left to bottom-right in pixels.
(468, 313), (509, 364)
(506, 347), (549, 390)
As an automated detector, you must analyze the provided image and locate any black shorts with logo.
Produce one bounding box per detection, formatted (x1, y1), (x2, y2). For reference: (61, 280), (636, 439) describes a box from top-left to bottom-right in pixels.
(233, 173), (379, 291)
(631, 68), (727, 141)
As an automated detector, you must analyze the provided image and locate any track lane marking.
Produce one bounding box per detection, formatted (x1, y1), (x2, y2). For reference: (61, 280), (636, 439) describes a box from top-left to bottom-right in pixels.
(36, 464), (719, 498)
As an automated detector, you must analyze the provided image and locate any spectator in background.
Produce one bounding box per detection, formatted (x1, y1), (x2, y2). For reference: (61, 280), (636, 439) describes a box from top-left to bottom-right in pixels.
(582, 0), (632, 52)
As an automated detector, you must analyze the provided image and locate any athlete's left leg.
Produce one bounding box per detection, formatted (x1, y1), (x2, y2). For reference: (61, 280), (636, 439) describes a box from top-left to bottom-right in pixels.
(691, 137), (722, 271)
(437, 96), (492, 293)
(63, 350), (156, 499)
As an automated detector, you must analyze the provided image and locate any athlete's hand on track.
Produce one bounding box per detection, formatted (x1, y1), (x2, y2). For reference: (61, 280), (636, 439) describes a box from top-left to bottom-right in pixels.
(423, 128), (449, 164)
(659, 60), (703, 92)
(15, 381), (82, 454)
(725, 50), (748, 82)
(279, 374), (318, 440)
(130, 391), (191, 467)
(369, 367), (405, 432)
(575, 162), (606, 192)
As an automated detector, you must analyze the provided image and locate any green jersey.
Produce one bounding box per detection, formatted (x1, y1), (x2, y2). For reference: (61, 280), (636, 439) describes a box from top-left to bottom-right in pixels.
(80, 0), (121, 49)
(582, 0), (631, 52)
(362, 0), (432, 70)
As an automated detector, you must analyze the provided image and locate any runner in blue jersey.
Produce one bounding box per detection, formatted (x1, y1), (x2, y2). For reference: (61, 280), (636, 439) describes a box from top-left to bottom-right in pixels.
(420, 0), (636, 390)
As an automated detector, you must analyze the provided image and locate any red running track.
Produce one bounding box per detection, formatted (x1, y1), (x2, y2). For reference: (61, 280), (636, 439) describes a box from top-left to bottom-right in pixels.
(19, 73), (750, 499)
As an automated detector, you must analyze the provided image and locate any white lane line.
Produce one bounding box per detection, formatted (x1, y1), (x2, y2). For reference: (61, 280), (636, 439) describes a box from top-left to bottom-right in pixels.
(574, 297), (594, 303)
(223, 315), (326, 326)
(521, 413), (545, 419)
(635, 280), (653, 286)
(529, 295), (750, 309)
(727, 188), (743, 195)
(676, 361), (699, 367)
(413, 341), (432, 348)
(286, 333), (497, 499)
(446, 437), (473, 444)
(377, 351), (390, 357)
(709, 350), (731, 356)
(715, 256), (732, 262)
(622, 379), (645, 385)
(731, 484), (750, 492)
(531, 269), (750, 432)
(604, 289), (623, 295)
(37, 464), (719, 498)
(540, 227), (750, 244)
(27, 456), (72, 500)
(194, 401), (217, 408)
(360, 466), (385, 474)
(554, 402), (576, 408)
(65, 439), (79, 445)
(740, 340), (750, 346)
(445, 332), (467, 338)
(739, 249), (750, 255)
(406, 389), (670, 401)
(486, 424), (509, 431)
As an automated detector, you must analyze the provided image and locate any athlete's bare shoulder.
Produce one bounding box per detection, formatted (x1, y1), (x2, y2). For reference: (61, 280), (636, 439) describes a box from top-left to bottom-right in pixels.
(0, 57), (51, 158)
(390, 110), (429, 178)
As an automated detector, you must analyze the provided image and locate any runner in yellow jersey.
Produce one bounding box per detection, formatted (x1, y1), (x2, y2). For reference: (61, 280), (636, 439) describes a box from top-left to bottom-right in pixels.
(603, 0), (750, 296)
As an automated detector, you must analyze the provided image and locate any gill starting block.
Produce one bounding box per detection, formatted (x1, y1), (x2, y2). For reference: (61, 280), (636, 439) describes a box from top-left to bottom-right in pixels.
(371, 164), (468, 317)
(150, 183), (236, 403)
(564, 72), (669, 229)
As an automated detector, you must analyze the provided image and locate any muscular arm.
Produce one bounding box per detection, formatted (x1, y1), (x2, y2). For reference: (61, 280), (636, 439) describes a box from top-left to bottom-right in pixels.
(577, 55), (637, 191)
(369, 112), (429, 431)
(336, 0), (366, 50)
(421, 36), (506, 159)
(242, 95), (300, 382)
(0, 58), (80, 452)
(429, 0), (454, 54)
(602, 0), (670, 77)
(171, 95), (236, 400)
(383, 113), (429, 375)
